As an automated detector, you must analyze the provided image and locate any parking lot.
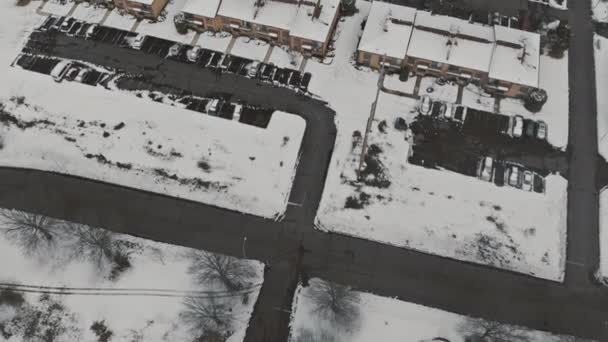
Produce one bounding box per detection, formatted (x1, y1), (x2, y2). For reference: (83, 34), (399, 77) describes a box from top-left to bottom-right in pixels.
(408, 98), (566, 194)
(36, 15), (312, 93)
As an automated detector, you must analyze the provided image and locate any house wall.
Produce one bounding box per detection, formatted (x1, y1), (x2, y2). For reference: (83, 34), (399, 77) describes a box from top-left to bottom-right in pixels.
(357, 51), (405, 70)
(183, 13), (217, 31)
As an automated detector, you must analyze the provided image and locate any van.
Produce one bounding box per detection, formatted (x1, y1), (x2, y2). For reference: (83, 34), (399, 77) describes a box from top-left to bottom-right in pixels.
(50, 60), (73, 82)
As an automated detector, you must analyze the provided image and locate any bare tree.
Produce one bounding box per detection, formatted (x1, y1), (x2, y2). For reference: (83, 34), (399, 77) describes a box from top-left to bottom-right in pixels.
(308, 280), (360, 330)
(187, 251), (255, 291)
(64, 222), (116, 270)
(0, 210), (64, 256)
(181, 296), (233, 338)
(458, 318), (531, 342)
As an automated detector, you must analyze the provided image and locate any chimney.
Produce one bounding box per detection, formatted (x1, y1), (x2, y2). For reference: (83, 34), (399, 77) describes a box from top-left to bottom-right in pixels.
(313, 0), (322, 19)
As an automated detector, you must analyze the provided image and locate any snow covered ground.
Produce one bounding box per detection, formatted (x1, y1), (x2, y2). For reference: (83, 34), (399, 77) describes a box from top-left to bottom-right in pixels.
(103, 10), (136, 31)
(137, 0), (197, 44)
(288, 278), (586, 342)
(382, 73), (416, 94)
(197, 31), (233, 52)
(312, 3), (568, 281)
(267, 45), (303, 68)
(230, 37), (270, 61)
(1, 2), (305, 219)
(595, 35), (608, 160)
(419, 76), (459, 103)
(70, 2), (108, 23)
(0, 207), (264, 342)
(593, 0), (608, 22)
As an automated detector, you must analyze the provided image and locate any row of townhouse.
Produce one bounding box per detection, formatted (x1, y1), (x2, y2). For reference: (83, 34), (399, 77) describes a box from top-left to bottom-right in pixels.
(179, 0), (341, 57)
(112, 0), (167, 19)
(357, 1), (541, 98)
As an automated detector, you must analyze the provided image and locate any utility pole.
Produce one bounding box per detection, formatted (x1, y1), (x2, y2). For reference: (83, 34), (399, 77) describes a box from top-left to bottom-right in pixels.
(357, 54), (387, 179)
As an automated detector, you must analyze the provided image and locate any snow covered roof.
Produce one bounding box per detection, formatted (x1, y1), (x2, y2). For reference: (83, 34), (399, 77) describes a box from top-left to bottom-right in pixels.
(358, 1), (417, 60)
(290, 0), (340, 42)
(131, 0), (155, 4)
(181, 0), (222, 18)
(489, 25), (540, 88)
(217, 0), (297, 31)
(407, 11), (495, 72)
(217, 0), (339, 43)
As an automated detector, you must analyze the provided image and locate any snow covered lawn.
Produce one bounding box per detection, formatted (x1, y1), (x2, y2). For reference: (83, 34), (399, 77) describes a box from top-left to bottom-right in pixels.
(268, 45), (302, 68)
(419, 76), (459, 103)
(70, 2), (108, 23)
(137, 0), (197, 44)
(42, 0), (74, 16)
(0, 207), (264, 342)
(197, 31), (233, 52)
(595, 35), (608, 159)
(383, 73), (416, 95)
(230, 37), (270, 61)
(103, 10), (137, 31)
(593, 0), (608, 22)
(288, 278), (585, 342)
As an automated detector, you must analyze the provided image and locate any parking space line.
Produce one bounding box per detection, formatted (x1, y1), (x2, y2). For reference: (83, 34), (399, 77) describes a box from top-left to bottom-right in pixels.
(287, 201), (303, 207)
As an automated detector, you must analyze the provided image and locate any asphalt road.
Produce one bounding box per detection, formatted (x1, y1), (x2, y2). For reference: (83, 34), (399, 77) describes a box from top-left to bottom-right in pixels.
(3, 12), (608, 340)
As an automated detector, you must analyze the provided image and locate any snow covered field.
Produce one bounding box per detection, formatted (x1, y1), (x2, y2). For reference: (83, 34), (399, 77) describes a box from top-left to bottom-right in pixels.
(0, 207), (264, 342)
(595, 35), (608, 160)
(312, 4), (567, 281)
(593, 0), (608, 22)
(0, 2), (305, 219)
(288, 278), (584, 342)
(70, 2), (108, 23)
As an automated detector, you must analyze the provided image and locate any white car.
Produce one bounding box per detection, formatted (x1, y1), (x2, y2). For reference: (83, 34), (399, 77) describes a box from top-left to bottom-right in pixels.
(167, 43), (182, 58)
(536, 120), (547, 140)
(512, 115), (524, 138)
(522, 170), (533, 191)
(508, 166), (520, 188)
(247, 60), (261, 78)
(129, 34), (146, 50)
(85, 24), (98, 39)
(74, 68), (89, 83)
(186, 46), (202, 62)
(50, 60), (73, 82)
(232, 104), (243, 122)
(478, 156), (493, 182)
(206, 99), (223, 115)
(419, 95), (432, 115)
(443, 102), (454, 119)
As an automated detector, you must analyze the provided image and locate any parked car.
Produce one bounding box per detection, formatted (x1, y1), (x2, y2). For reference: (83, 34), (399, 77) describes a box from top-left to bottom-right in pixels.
(67, 21), (82, 36)
(452, 105), (467, 123)
(430, 101), (445, 117)
(478, 156), (494, 182)
(247, 60), (261, 78)
(206, 99), (224, 116)
(299, 72), (311, 91)
(128, 34), (146, 50)
(50, 60), (73, 82)
(512, 115), (524, 138)
(220, 54), (233, 70)
(522, 170), (533, 191)
(51, 16), (65, 31)
(186, 46), (202, 62)
(85, 24), (98, 39)
(508, 166), (521, 188)
(419, 95), (432, 115)
(536, 120), (547, 140)
(59, 17), (75, 33)
(232, 104), (242, 122)
(443, 102), (454, 119)
(524, 119), (536, 138)
(64, 66), (80, 82)
(167, 43), (183, 58)
(74, 68), (90, 83)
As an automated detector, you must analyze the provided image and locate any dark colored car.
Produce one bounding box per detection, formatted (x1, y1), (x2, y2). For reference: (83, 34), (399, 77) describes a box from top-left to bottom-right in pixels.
(299, 72), (311, 91)
(288, 71), (301, 87)
(524, 119), (536, 138)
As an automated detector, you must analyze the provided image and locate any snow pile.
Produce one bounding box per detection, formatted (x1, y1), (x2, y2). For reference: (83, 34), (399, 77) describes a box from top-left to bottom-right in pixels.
(595, 35), (608, 160)
(288, 278), (587, 342)
(0, 207), (264, 342)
